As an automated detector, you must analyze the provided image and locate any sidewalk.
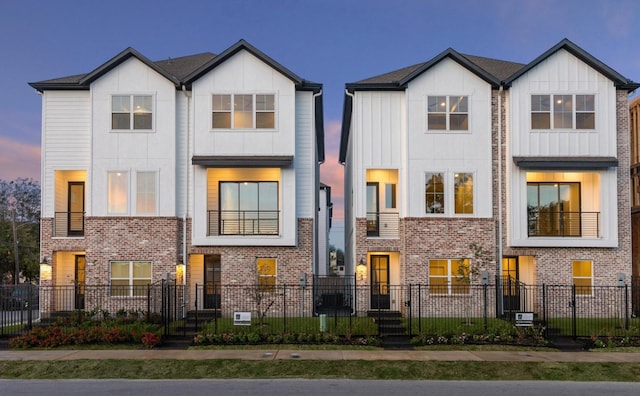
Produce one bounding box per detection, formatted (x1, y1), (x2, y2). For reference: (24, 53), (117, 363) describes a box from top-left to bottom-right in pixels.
(1, 349), (640, 362)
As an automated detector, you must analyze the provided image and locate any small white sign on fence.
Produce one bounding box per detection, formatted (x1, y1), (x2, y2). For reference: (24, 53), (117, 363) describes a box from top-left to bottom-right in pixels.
(515, 312), (534, 327)
(234, 311), (252, 326)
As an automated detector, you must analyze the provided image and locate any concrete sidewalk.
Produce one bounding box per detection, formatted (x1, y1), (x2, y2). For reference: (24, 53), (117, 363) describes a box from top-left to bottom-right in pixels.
(1, 349), (640, 362)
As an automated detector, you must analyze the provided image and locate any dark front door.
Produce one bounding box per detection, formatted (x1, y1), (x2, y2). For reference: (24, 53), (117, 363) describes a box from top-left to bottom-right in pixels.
(204, 255), (221, 309)
(370, 255), (390, 309)
(75, 255), (86, 310)
(68, 182), (85, 236)
(502, 257), (519, 313)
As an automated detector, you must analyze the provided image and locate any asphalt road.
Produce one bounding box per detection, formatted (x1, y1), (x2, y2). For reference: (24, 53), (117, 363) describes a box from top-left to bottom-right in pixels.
(0, 379), (637, 396)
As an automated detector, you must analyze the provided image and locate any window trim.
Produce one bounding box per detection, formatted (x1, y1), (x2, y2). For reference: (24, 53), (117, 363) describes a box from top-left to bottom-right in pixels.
(530, 94), (595, 130)
(109, 260), (152, 297)
(428, 258), (471, 295)
(211, 93), (276, 130)
(257, 257), (277, 293)
(111, 94), (155, 132)
(427, 95), (469, 131)
(572, 260), (593, 296)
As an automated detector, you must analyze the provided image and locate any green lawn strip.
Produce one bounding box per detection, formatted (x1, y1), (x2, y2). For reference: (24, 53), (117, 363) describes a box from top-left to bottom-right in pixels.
(1, 360), (639, 381)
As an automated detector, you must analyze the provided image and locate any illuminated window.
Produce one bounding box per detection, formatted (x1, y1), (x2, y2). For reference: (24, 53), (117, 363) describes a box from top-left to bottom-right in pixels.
(572, 260), (593, 296)
(110, 261), (152, 297)
(531, 94), (594, 130)
(425, 173), (444, 214)
(219, 181), (278, 235)
(112, 95), (153, 130)
(454, 173), (473, 214)
(429, 259), (470, 295)
(257, 258), (276, 292)
(212, 94), (275, 129)
(136, 171), (157, 215)
(107, 172), (128, 214)
(427, 96), (468, 131)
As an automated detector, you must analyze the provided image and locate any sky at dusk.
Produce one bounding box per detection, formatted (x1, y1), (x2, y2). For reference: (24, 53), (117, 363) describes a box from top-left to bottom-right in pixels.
(1, 0), (640, 250)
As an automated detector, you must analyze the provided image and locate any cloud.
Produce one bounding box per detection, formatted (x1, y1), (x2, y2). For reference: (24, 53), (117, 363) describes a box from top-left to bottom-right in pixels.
(0, 136), (40, 182)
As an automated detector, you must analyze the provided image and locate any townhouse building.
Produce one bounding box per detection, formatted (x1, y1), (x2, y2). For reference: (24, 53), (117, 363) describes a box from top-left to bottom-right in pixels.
(30, 40), (325, 314)
(340, 39), (638, 315)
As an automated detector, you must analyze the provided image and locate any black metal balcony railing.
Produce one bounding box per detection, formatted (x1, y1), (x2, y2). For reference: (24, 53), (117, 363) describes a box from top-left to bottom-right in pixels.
(527, 210), (600, 238)
(207, 210), (279, 236)
(366, 211), (400, 238)
(53, 211), (85, 237)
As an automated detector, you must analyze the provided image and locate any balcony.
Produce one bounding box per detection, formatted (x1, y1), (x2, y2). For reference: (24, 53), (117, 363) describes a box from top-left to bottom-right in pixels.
(53, 211), (85, 237)
(527, 210), (600, 238)
(366, 212), (399, 238)
(207, 210), (279, 236)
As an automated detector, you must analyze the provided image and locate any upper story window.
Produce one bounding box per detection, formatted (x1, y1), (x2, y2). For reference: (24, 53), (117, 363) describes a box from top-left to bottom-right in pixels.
(427, 95), (468, 131)
(136, 171), (157, 215)
(425, 172), (474, 215)
(531, 94), (595, 130)
(212, 94), (275, 129)
(107, 171), (128, 214)
(527, 182), (581, 237)
(218, 181), (279, 235)
(112, 95), (153, 130)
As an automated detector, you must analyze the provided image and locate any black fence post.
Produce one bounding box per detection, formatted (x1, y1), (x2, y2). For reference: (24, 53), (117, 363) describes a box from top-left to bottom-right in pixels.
(625, 284), (629, 330)
(418, 284), (422, 334)
(407, 284), (412, 337)
(283, 284), (287, 334)
(146, 284), (151, 321)
(571, 284), (577, 340)
(483, 283), (488, 331)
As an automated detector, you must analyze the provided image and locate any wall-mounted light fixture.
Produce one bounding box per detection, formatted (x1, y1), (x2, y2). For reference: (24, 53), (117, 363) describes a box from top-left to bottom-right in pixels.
(176, 263), (186, 285)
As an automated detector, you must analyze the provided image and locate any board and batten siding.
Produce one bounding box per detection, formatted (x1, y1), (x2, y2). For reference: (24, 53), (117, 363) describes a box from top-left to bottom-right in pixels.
(42, 90), (91, 217)
(405, 58), (494, 218)
(295, 91), (315, 218)
(509, 49), (618, 158)
(89, 57), (178, 217)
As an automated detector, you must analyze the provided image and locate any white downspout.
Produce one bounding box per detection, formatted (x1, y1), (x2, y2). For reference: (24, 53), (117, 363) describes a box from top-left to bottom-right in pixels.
(182, 85), (191, 284)
(497, 85), (504, 314)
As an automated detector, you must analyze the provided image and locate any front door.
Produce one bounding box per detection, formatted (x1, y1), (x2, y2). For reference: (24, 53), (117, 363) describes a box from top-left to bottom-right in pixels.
(204, 255), (221, 309)
(502, 257), (519, 313)
(370, 255), (390, 309)
(75, 255), (86, 310)
(68, 182), (85, 236)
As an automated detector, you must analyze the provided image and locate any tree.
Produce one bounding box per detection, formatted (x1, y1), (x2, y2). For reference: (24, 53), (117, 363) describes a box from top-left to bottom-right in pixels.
(457, 242), (494, 325)
(0, 178), (41, 284)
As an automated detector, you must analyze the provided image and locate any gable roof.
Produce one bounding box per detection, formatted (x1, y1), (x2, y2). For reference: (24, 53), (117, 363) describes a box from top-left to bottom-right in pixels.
(504, 38), (640, 90)
(339, 38), (639, 163)
(28, 40), (325, 163)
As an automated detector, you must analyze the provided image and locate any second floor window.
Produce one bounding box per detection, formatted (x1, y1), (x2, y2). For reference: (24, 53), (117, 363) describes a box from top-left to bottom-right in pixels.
(531, 94), (595, 130)
(107, 171), (128, 214)
(527, 182), (581, 237)
(219, 181), (278, 235)
(212, 94), (275, 129)
(136, 171), (157, 215)
(427, 95), (468, 131)
(112, 95), (153, 130)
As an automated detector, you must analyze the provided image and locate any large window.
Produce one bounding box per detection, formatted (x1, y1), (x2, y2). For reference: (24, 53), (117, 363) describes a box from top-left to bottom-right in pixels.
(425, 173), (444, 214)
(257, 258), (276, 292)
(454, 173), (473, 214)
(428, 259), (470, 295)
(572, 260), (593, 296)
(112, 95), (153, 130)
(212, 94), (275, 129)
(531, 94), (595, 130)
(107, 172), (128, 214)
(136, 171), (157, 215)
(219, 181), (278, 235)
(527, 182), (581, 237)
(110, 261), (152, 297)
(427, 95), (468, 131)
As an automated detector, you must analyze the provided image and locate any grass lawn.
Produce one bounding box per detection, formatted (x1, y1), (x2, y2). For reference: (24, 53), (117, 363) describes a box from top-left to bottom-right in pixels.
(1, 359), (639, 381)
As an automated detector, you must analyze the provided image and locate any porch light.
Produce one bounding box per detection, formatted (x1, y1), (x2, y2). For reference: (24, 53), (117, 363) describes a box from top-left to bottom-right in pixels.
(356, 258), (367, 281)
(40, 257), (52, 281)
(176, 263), (186, 285)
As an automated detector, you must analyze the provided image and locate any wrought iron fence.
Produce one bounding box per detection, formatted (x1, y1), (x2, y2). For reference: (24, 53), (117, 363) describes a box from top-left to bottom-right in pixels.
(2, 280), (640, 340)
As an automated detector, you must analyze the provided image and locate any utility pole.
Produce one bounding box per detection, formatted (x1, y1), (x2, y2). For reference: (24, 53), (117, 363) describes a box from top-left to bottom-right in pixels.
(12, 208), (19, 285)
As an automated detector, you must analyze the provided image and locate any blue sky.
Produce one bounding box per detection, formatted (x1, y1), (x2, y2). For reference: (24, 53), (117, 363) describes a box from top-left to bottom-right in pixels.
(1, 0), (639, 250)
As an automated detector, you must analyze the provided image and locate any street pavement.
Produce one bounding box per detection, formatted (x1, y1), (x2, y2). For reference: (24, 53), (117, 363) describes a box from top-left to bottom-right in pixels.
(1, 348), (640, 362)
